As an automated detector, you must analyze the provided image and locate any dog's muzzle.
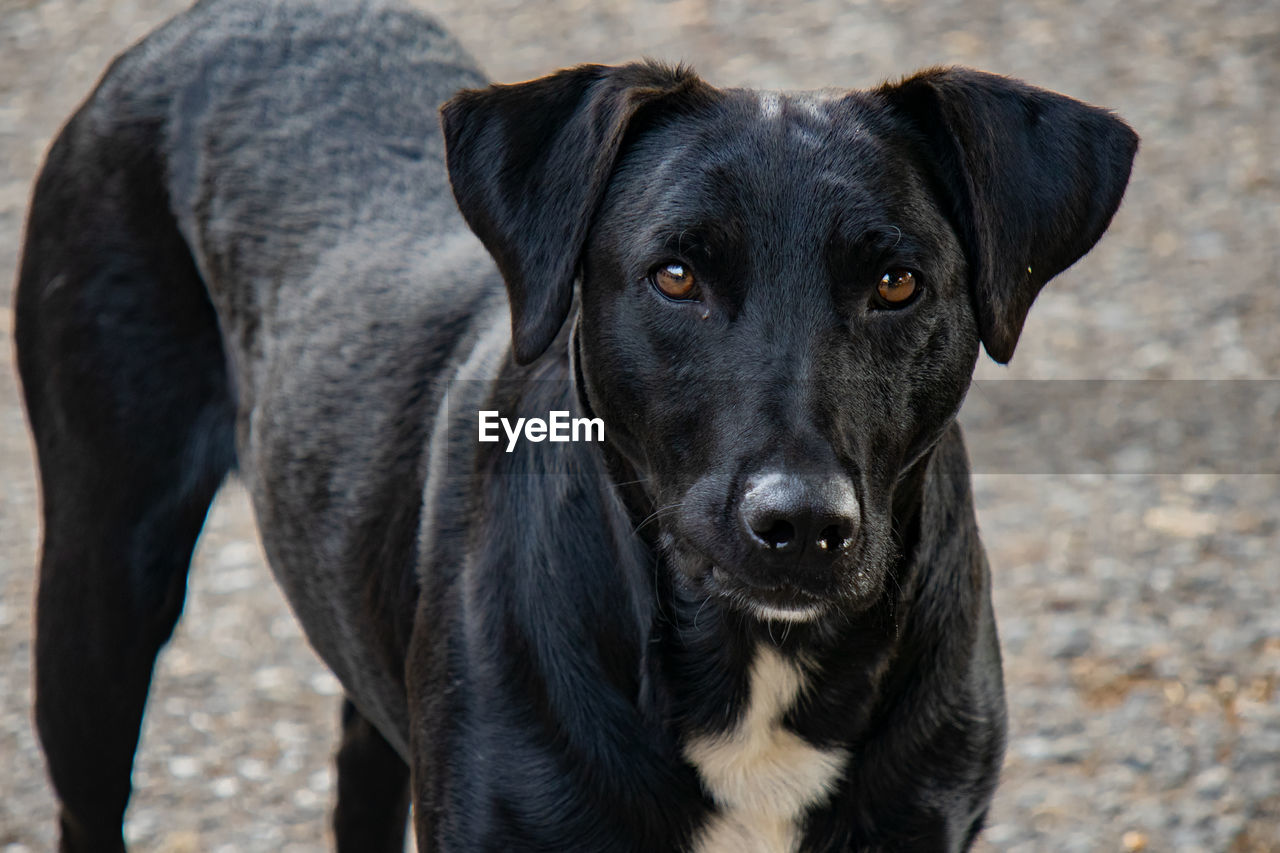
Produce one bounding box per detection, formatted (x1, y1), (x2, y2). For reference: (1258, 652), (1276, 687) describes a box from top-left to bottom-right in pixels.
(699, 470), (861, 616)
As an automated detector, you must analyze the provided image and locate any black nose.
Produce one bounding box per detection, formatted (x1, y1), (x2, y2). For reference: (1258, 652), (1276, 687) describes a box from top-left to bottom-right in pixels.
(739, 473), (859, 567)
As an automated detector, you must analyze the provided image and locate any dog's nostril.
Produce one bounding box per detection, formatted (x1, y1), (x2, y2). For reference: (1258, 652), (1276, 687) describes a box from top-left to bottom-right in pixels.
(753, 518), (796, 550)
(816, 523), (852, 552)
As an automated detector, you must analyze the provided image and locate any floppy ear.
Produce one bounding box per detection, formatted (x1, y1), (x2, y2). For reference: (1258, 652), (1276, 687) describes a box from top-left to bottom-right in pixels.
(881, 68), (1138, 363)
(441, 63), (706, 364)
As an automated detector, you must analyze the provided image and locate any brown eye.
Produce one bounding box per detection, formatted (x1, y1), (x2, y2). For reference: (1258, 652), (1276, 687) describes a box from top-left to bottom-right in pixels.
(876, 270), (917, 306)
(652, 263), (697, 300)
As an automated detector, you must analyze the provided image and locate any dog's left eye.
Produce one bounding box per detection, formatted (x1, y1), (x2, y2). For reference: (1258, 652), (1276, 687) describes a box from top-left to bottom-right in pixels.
(650, 263), (699, 301)
(874, 270), (919, 308)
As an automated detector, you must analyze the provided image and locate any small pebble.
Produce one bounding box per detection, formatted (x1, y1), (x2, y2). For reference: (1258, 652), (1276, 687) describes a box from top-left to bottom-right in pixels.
(1122, 830), (1148, 851)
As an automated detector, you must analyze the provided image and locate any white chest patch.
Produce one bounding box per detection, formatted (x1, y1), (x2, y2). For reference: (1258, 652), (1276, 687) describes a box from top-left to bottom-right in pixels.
(685, 647), (848, 853)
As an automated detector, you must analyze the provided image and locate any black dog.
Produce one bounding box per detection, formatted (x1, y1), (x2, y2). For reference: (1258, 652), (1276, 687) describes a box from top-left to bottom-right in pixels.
(15, 0), (1137, 850)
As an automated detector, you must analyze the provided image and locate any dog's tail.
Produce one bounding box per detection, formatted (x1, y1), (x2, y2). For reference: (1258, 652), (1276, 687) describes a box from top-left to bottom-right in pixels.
(13, 70), (235, 841)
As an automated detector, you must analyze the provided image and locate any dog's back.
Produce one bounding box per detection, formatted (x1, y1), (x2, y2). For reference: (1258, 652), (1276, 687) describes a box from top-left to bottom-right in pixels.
(15, 1), (498, 842)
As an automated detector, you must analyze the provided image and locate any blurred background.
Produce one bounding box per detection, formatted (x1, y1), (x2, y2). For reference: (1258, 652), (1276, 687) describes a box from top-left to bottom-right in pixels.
(1, 0), (1277, 850)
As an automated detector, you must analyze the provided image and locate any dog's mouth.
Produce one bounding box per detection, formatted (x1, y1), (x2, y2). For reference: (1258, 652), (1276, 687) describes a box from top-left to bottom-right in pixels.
(661, 527), (840, 623)
(705, 566), (830, 623)
(659, 521), (889, 625)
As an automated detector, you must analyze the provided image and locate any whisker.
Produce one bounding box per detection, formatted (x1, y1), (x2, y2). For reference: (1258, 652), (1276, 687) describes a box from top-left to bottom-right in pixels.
(693, 594), (711, 631)
(633, 501), (685, 535)
(611, 478), (651, 489)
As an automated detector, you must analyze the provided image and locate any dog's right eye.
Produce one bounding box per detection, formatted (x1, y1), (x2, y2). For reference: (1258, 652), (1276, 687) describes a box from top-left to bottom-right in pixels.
(650, 263), (699, 301)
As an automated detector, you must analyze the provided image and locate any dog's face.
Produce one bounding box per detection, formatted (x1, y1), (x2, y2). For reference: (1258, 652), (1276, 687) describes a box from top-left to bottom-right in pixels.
(443, 64), (1136, 622)
(575, 92), (978, 620)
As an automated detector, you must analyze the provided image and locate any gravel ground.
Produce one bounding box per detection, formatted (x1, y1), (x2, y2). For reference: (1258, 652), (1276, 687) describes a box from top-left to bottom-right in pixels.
(2, 0), (1278, 851)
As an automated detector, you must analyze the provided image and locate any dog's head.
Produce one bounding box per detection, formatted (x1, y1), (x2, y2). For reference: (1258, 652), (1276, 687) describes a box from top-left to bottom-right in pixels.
(443, 64), (1136, 622)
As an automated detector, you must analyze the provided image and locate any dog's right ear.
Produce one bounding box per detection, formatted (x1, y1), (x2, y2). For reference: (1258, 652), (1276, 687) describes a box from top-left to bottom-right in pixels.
(442, 63), (707, 365)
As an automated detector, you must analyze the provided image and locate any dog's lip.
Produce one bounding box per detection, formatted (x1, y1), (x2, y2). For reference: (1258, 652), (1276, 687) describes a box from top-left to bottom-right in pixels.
(707, 566), (829, 617)
(666, 530), (835, 620)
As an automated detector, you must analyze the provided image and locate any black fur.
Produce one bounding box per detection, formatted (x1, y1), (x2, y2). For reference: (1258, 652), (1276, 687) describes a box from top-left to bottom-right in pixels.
(14, 1), (1137, 850)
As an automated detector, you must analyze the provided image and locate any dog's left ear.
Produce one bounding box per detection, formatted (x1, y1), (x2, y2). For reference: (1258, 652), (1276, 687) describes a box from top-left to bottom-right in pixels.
(881, 68), (1139, 363)
(442, 63), (707, 364)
